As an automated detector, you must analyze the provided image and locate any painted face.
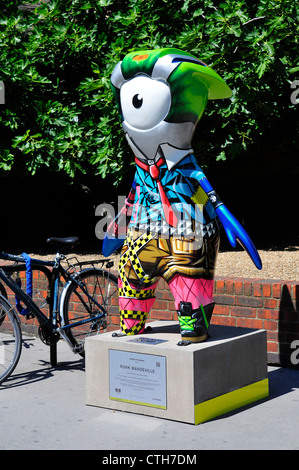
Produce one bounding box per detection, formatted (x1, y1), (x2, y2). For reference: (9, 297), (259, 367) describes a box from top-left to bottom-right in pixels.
(111, 48), (231, 168)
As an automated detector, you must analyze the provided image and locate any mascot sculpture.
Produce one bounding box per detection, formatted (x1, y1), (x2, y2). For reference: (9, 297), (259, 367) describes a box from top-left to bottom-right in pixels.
(102, 48), (262, 344)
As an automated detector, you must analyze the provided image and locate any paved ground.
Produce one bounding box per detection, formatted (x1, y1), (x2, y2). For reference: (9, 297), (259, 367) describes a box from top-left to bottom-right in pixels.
(1, 334), (299, 451)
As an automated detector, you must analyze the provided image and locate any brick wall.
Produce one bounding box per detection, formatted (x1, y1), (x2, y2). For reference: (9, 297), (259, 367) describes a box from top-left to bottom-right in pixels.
(213, 277), (299, 368)
(1, 268), (51, 336)
(1, 264), (298, 368)
(149, 276), (299, 368)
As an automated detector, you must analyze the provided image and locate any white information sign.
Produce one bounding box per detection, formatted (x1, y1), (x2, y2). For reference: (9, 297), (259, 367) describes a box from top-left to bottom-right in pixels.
(109, 349), (167, 409)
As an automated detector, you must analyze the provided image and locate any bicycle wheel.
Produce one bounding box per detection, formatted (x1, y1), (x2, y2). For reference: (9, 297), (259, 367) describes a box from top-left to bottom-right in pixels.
(0, 295), (22, 385)
(61, 268), (118, 353)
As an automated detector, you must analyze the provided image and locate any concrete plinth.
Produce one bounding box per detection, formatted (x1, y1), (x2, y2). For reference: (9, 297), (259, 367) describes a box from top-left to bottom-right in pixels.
(85, 321), (269, 424)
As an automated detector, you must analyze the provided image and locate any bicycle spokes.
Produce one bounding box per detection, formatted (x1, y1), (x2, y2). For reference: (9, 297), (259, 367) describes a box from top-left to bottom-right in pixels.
(61, 269), (118, 351)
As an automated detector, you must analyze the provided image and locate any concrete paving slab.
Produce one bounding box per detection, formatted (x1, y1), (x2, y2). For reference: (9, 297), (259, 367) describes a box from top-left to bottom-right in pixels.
(1, 333), (299, 451)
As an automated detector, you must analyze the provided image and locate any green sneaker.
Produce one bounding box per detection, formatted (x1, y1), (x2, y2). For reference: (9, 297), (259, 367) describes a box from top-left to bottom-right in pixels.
(177, 301), (214, 343)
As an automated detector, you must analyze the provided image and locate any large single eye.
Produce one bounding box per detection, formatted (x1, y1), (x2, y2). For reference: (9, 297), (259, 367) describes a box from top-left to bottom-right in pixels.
(120, 75), (171, 130)
(132, 94), (143, 108)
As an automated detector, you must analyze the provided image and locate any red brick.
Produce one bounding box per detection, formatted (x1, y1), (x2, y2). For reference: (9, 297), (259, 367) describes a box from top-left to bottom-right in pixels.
(257, 308), (279, 320)
(272, 283), (282, 298)
(237, 296), (263, 308)
(262, 283), (271, 297)
(253, 282), (262, 297)
(267, 342), (278, 353)
(33, 270), (39, 280)
(264, 298), (278, 309)
(234, 281), (243, 295)
(110, 315), (119, 325)
(211, 316), (236, 327)
(267, 330), (279, 342)
(225, 280), (234, 294)
(243, 280), (253, 296)
(214, 294), (235, 305)
(264, 320), (278, 331)
(231, 306), (256, 317)
(213, 304), (230, 316)
(154, 289), (163, 299)
(215, 279), (225, 294)
(236, 318), (263, 329)
(154, 300), (168, 310)
(150, 309), (173, 320)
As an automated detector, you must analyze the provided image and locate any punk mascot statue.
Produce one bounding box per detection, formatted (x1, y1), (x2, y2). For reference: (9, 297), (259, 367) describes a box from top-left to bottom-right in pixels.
(102, 48), (262, 344)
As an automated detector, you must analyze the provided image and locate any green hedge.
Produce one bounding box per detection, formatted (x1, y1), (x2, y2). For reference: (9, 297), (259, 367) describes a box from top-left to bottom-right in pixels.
(0, 0), (298, 185)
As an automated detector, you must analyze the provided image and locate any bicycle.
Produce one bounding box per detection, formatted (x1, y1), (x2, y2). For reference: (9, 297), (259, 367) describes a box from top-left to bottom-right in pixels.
(0, 236), (118, 385)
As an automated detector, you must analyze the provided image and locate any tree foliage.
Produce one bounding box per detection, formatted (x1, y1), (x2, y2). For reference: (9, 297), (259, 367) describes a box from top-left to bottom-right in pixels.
(0, 0), (298, 185)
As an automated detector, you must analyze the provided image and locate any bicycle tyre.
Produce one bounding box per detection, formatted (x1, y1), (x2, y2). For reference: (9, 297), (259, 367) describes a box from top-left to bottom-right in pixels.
(0, 295), (22, 385)
(61, 268), (118, 354)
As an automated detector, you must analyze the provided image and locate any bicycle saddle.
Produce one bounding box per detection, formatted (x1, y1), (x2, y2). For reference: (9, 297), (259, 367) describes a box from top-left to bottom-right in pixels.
(46, 236), (80, 246)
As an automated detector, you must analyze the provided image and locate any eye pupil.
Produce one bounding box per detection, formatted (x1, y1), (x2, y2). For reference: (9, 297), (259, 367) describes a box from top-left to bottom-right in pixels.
(132, 94), (143, 108)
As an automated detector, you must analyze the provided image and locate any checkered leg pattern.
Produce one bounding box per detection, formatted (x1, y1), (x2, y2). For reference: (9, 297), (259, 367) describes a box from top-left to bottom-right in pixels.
(119, 310), (148, 335)
(118, 229), (157, 335)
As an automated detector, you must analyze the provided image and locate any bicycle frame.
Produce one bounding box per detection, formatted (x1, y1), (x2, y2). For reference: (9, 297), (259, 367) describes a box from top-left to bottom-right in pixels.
(0, 252), (112, 364)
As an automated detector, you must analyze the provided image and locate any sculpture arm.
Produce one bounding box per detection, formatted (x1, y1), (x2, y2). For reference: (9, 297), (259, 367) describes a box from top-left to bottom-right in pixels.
(102, 180), (136, 257)
(199, 176), (262, 270)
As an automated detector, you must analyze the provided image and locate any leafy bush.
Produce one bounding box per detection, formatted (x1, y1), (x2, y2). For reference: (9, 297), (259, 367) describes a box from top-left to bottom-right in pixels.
(0, 0), (298, 185)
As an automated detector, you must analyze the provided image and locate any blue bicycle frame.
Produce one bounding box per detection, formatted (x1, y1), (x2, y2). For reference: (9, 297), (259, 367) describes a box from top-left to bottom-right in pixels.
(0, 252), (110, 365)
